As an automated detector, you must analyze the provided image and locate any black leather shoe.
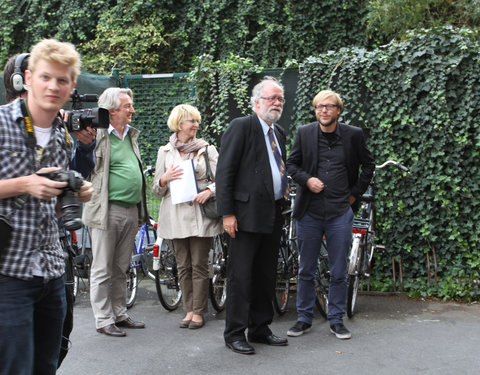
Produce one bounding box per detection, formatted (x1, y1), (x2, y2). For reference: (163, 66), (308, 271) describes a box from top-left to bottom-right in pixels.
(96, 324), (126, 337)
(248, 334), (288, 346)
(116, 317), (146, 329)
(225, 340), (255, 354)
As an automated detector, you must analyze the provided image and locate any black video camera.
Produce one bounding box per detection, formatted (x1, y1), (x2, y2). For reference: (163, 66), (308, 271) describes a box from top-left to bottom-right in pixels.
(37, 170), (84, 231)
(64, 89), (109, 132)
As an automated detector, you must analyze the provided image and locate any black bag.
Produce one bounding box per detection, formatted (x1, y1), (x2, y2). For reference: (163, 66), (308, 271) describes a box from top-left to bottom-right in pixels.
(200, 146), (220, 220)
(0, 214), (12, 254)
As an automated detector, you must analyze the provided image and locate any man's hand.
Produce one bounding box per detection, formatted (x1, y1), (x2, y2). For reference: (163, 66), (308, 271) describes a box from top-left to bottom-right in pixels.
(192, 188), (212, 204)
(73, 126), (97, 145)
(306, 177), (325, 193)
(29, 167), (67, 200)
(78, 181), (93, 203)
(223, 215), (238, 238)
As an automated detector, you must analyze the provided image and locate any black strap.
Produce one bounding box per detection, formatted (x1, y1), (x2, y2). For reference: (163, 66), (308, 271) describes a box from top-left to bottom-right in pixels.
(203, 146), (214, 183)
(7, 99), (57, 215)
(20, 99), (37, 151)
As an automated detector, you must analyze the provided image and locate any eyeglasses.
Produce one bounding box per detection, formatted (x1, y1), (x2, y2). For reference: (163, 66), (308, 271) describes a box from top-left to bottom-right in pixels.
(315, 104), (338, 111)
(260, 96), (285, 104)
(184, 119), (200, 124)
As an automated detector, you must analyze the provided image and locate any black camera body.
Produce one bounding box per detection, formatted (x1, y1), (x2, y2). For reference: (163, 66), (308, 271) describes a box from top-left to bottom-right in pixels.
(64, 89), (109, 132)
(38, 170), (84, 231)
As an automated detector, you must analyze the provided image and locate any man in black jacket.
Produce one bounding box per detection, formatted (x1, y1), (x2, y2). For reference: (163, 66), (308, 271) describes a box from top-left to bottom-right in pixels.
(216, 76), (289, 354)
(286, 89), (375, 340)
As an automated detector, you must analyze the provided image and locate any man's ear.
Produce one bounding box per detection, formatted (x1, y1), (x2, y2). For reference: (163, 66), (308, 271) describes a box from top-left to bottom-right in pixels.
(24, 70), (31, 86)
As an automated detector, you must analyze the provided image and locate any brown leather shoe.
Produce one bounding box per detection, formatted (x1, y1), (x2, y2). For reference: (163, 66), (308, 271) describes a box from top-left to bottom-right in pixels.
(96, 324), (126, 337)
(116, 317), (146, 329)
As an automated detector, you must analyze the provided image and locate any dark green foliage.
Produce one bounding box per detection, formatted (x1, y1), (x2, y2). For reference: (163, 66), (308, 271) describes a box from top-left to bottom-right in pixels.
(66, 0), (368, 74)
(0, 0), (113, 65)
(178, 26), (479, 301)
(292, 26), (480, 300)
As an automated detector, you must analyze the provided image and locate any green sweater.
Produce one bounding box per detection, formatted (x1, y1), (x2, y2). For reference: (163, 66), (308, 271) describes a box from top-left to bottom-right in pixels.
(108, 133), (143, 207)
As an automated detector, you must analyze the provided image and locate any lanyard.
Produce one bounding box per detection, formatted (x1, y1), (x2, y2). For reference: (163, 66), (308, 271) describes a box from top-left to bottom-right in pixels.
(19, 99), (57, 167)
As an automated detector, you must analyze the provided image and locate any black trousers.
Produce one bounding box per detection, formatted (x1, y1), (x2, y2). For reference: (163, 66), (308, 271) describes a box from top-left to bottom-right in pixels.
(224, 204), (283, 343)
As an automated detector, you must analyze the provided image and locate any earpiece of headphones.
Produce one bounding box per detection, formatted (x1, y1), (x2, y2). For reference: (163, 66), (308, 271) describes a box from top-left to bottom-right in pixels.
(10, 53), (30, 93)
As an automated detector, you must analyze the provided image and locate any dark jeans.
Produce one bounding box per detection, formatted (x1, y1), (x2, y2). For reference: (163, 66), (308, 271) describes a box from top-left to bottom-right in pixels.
(296, 208), (353, 325)
(0, 274), (66, 375)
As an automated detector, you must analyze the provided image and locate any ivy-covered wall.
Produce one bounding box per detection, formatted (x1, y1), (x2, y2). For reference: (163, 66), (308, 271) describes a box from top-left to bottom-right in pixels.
(189, 26), (480, 300)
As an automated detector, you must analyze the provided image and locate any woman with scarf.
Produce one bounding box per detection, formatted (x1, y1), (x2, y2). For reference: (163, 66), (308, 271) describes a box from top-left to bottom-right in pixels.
(152, 104), (222, 329)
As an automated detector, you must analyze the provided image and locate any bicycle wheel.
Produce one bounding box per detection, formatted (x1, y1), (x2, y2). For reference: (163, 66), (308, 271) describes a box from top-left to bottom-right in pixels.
(135, 220), (157, 281)
(155, 239), (182, 311)
(126, 263), (138, 309)
(273, 239), (291, 315)
(315, 244), (329, 319)
(209, 234), (227, 312)
(346, 274), (359, 318)
(346, 238), (363, 318)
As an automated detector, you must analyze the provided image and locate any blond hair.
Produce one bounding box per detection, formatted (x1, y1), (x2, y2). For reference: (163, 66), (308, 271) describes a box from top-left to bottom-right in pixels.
(167, 104), (201, 132)
(28, 39), (81, 82)
(312, 90), (343, 112)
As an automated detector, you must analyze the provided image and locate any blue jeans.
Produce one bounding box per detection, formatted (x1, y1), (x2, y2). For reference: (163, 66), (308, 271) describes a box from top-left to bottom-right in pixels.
(296, 208), (353, 325)
(0, 274), (66, 375)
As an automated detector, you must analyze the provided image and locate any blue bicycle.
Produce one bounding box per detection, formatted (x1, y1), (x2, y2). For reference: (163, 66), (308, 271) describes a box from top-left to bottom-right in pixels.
(126, 216), (158, 309)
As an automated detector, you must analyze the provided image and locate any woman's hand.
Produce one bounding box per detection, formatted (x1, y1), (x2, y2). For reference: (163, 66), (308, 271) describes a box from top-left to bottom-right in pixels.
(160, 164), (183, 187)
(192, 188), (212, 204)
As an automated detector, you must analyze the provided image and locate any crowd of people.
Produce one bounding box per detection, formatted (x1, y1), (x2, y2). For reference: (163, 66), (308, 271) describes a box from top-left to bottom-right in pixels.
(0, 37), (374, 374)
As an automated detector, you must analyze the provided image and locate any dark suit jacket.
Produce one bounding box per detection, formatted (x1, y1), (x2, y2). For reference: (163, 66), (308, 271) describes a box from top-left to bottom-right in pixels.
(287, 121), (375, 219)
(216, 114), (287, 234)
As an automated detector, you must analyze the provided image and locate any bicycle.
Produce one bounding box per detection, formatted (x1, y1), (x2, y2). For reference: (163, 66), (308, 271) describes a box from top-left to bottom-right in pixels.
(274, 179), (329, 317)
(72, 225), (93, 299)
(152, 233), (228, 312)
(126, 216), (158, 308)
(274, 178), (298, 315)
(315, 243), (329, 319)
(346, 159), (409, 318)
(125, 165), (159, 308)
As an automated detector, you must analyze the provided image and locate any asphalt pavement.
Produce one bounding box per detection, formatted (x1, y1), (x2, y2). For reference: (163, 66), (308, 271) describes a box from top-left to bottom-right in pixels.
(57, 278), (480, 375)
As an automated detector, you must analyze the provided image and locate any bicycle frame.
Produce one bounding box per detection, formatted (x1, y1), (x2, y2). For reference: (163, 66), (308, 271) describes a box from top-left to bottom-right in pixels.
(346, 160), (409, 317)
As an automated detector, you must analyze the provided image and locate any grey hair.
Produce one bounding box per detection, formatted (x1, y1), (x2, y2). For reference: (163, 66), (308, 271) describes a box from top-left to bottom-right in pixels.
(250, 76), (284, 110)
(98, 87), (133, 110)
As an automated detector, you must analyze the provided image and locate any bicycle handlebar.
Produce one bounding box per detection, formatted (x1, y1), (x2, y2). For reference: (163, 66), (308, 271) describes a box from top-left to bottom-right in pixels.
(143, 165), (155, 177)
(376, 160), (409, 173)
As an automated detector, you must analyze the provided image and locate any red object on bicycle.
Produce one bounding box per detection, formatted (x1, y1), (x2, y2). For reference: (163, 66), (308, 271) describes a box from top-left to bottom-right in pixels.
(352, 228), (366, 235)
(71, 230), (78, 244)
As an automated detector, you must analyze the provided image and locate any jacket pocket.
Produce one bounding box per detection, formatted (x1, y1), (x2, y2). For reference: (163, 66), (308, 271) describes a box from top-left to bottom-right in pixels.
(233, 191), (249, 202)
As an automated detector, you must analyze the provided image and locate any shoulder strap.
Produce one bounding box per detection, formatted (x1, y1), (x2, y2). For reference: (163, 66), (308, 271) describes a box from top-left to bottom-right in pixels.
(203, 146), (214, 182)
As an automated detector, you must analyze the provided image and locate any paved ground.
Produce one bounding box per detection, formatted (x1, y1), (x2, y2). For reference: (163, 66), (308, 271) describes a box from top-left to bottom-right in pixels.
(57, 278), (480, 375)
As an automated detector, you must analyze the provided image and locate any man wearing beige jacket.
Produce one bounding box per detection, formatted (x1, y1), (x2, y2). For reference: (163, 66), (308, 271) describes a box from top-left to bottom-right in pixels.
(83, 87), (149, 337)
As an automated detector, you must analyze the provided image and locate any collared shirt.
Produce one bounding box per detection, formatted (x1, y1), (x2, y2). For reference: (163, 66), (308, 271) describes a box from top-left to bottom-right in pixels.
(108, 124), (131, 140)
(307, 124), (350, 220)
(258, 115), (283, 200)
(0, 99), (70, 281)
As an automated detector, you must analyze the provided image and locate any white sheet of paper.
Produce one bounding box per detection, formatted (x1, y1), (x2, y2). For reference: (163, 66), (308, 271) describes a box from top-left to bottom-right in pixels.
(170, 159), (198, 204)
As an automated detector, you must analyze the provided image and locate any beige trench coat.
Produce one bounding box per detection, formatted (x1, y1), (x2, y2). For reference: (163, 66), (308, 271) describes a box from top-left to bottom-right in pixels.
(152, 143), (223, 239)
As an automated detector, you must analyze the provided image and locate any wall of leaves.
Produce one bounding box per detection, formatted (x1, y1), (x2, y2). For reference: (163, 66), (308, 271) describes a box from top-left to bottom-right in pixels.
(187, 26), (480, 300)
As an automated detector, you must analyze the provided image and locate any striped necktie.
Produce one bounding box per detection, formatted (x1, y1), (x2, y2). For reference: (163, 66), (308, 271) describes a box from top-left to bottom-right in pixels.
(268, 127), (289, 199)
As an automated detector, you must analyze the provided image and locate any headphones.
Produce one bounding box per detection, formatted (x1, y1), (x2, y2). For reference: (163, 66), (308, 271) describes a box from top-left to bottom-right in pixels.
(10, 53), (30, 93)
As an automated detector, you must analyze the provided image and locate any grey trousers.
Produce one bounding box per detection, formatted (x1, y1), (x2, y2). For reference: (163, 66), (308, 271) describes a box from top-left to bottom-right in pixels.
(173, 237), (212, 315)
(90, 204), (138, 329)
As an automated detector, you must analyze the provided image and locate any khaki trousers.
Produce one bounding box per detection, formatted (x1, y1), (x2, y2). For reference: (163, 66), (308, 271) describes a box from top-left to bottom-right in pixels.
(173, 237), (212, 315)
(90, 204), (138, 329)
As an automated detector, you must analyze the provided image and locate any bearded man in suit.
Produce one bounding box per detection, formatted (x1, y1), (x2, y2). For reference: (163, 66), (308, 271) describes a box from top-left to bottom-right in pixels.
(216, 76), (289, 355)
